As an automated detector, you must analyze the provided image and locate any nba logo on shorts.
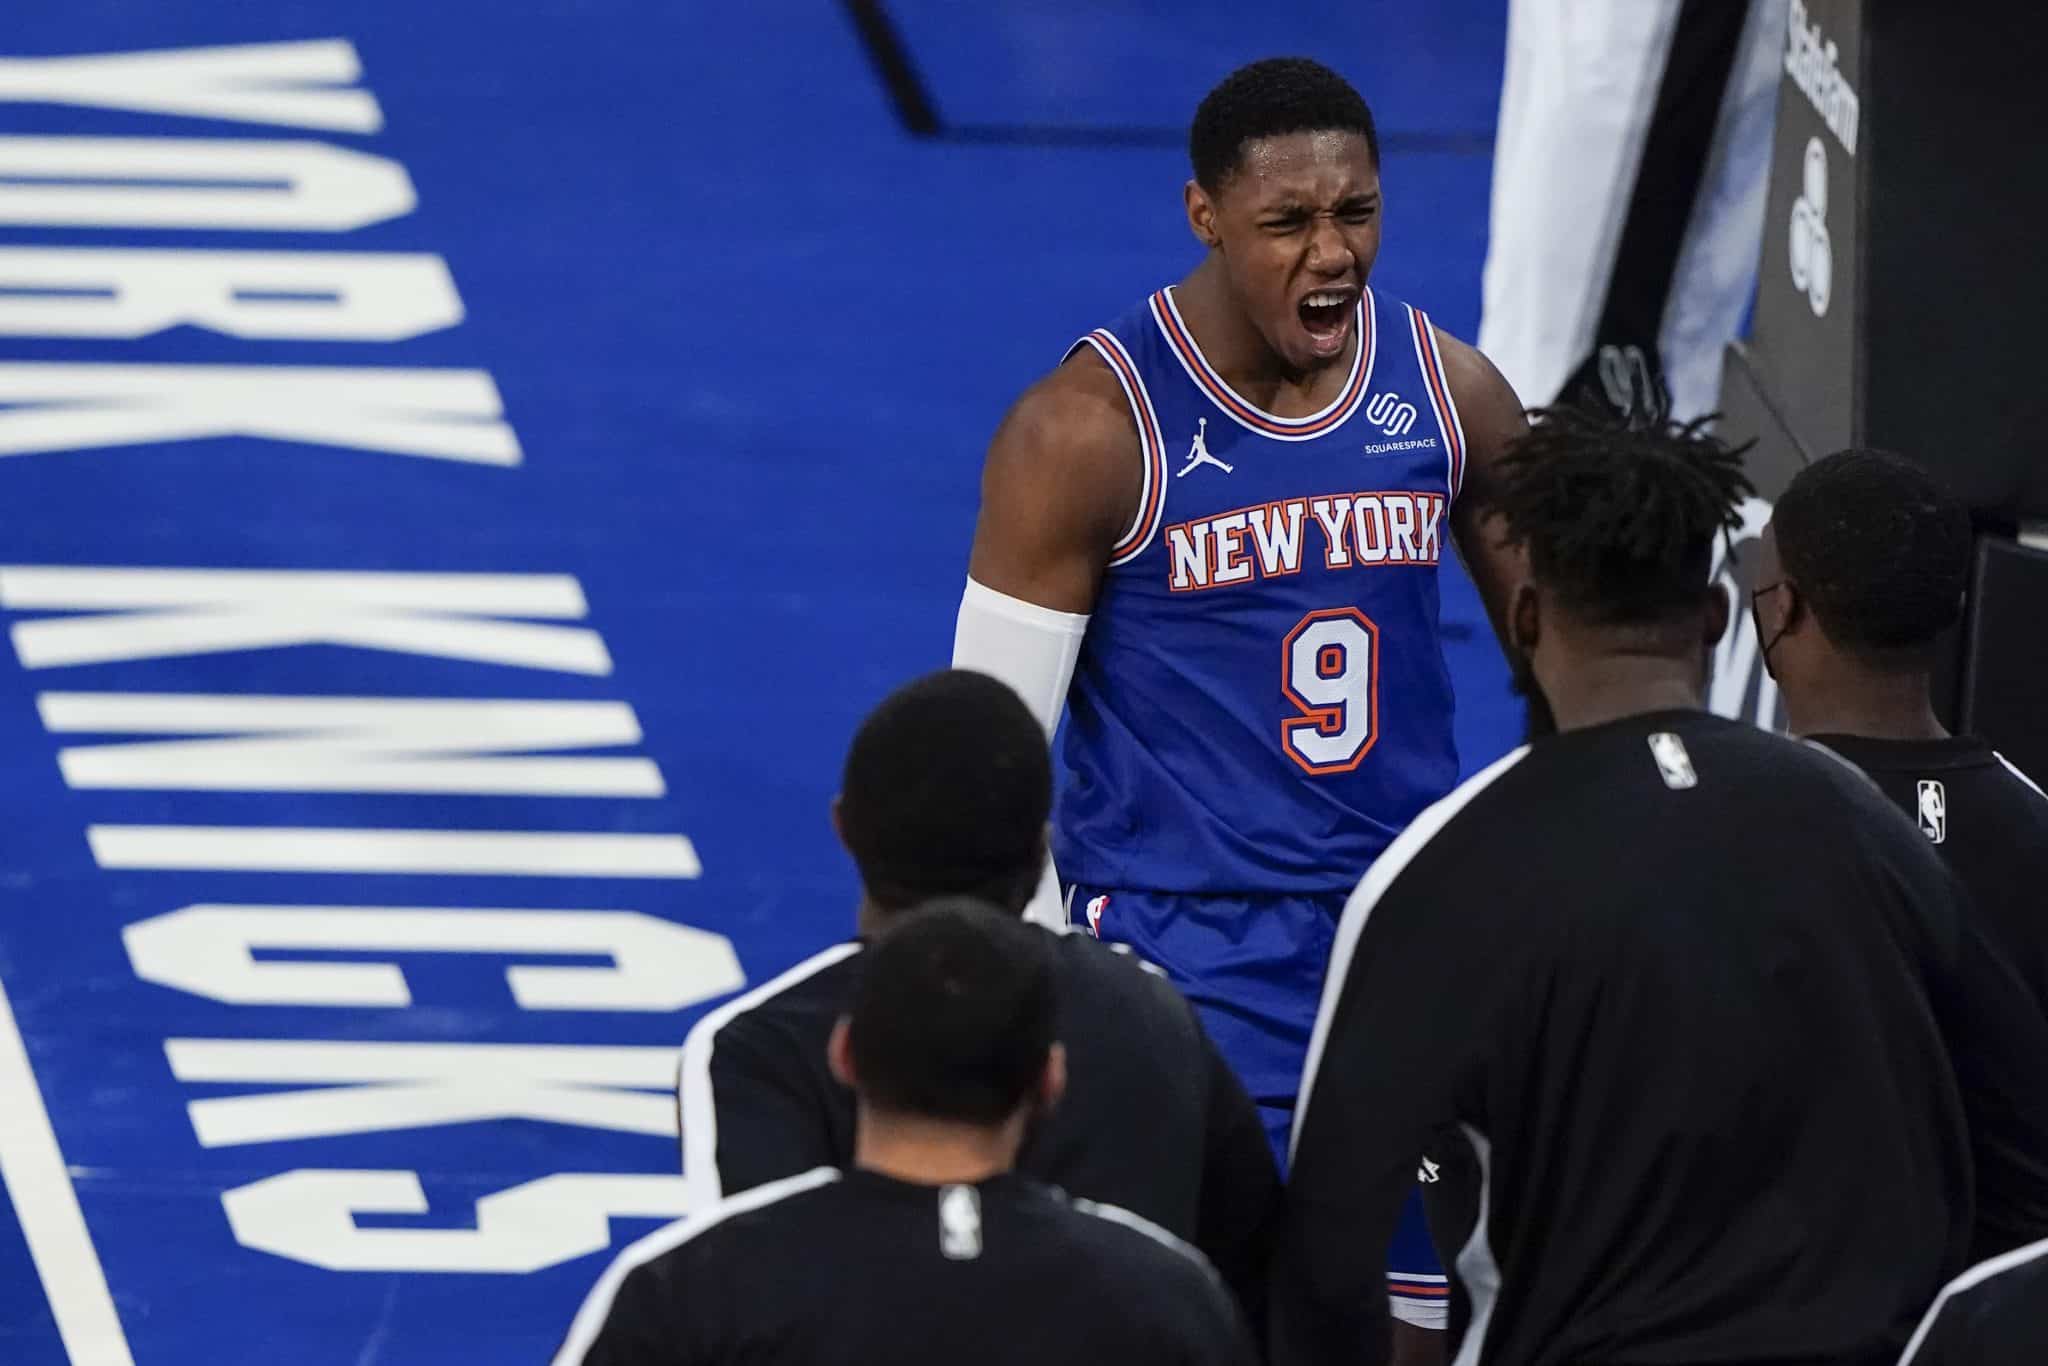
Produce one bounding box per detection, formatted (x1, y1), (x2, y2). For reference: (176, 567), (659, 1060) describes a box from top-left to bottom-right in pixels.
(1916, 779), (1947, 843)
(1084, 894), (1110, 938)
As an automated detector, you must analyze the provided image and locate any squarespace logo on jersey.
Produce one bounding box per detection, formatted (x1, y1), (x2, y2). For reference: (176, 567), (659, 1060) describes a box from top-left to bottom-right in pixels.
(1786, 0), (1860, 157)
(1707, 496), (1785, 732)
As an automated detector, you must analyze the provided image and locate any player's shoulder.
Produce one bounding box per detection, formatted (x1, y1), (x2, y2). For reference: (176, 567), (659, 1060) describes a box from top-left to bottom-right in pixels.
(1046, 926), (1189, 1013)
(1061, 1194), (1224, 1289)
(684, 941), (862, 1056)
(1421, 318), (1524, 440)
(1987, 749), (2048, 810)
(984, 343), (1143, 493)
(1900, 1235), (2048, 1365)
(556, 1169), (843, 1362)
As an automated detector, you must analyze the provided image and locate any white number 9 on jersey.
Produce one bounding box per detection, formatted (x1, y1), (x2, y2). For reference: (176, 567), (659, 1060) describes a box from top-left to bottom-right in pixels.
(1282, 608), (1380, 774)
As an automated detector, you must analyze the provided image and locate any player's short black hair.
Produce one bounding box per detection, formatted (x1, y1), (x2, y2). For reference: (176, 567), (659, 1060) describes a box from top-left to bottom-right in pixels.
(1773, 448), (1971, 664)
(846, 899), (1057, 1125)
(1497, 402), (1754, 627)
(838, 669), (1050, 916)
(1190, 58), (1380, 192)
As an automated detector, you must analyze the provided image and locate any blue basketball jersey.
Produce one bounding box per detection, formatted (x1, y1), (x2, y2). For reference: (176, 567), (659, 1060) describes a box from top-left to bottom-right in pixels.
(1055, 284), (1465, 896)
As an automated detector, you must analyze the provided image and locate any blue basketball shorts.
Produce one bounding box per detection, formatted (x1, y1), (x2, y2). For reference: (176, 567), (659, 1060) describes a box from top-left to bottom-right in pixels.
(1067, 882), (1449, 1329)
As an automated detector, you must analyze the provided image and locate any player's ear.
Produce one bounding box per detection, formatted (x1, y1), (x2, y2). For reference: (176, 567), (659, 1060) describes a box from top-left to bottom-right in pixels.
(1037, 1042), (1068, 1114)
(1703, 581), (1732, 647)
(1508, 581), (1542, 660)
(1184, 179), (1221, 250)
(827, 1016), (856, 1090)
(1779, 579), (1807, 635)
(830, 795), (848, 852)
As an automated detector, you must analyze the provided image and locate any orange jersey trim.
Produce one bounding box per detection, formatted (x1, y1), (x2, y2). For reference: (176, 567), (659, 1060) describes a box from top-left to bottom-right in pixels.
(1150, 288), (1375, 441)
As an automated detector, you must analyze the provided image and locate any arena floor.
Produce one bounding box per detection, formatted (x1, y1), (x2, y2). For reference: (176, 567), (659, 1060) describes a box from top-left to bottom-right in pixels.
(0, 3), (1513, 1360)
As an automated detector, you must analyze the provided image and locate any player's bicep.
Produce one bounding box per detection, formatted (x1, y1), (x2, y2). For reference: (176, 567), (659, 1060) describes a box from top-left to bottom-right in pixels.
(1436, 329), (1529, 651)
(682, 1029), (838, 1206)
(966, 358), (1141, 614)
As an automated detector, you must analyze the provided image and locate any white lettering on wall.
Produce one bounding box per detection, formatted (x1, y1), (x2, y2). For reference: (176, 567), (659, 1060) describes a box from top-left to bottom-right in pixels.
(125, 905), (742, 1012)
(223, 1170), (692, 1273)
(45, 694), (660, 796)
(0, 136), (415, 230)
(0, 249), (461, 342)
(168, 1039), (685, 1146)
(1, 567), (604, 673)
(0, 41), (383, 133)
(88, 827), (702, 878)
(0, 364), (517, 464)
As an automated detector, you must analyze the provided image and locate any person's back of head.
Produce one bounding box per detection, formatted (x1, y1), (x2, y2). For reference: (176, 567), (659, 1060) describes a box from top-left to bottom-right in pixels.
(833, 899), (1061, 1139)
(1754, 448), (1971, 737)
(836, 670), (1051, 924)
(1492, 402), (1753, 731)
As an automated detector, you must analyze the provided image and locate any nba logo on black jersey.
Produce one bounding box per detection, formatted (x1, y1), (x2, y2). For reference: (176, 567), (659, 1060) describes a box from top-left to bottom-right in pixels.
(938, 1184), (983, 1260)
(1917, 779), (1947, 843)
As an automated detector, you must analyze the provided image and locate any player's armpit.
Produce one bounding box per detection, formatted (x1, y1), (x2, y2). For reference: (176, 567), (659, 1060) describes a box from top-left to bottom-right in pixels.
(1433, 327), (1529, 658)
(965, 348), (1146, 615)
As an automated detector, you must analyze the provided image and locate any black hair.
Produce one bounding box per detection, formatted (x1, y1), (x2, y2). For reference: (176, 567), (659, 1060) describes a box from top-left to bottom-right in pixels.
(1773, 448), (1971, 664)
(846, 899), (1057, 1125)
(839, 669), (1050, 916)
(1190, 58), (1379, 192)
(1497, 402), (1754, 626)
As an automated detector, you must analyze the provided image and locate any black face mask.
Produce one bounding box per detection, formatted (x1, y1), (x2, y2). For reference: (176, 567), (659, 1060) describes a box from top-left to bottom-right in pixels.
(1751, 582), (1792, 681)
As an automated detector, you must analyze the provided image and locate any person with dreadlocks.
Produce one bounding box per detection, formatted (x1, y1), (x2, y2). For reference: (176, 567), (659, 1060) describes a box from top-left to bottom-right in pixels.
(1269, 404), (2048, 1366)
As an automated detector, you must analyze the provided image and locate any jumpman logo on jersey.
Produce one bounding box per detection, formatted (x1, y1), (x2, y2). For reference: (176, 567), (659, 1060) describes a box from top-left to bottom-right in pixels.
(1176, 418), (1233, 478)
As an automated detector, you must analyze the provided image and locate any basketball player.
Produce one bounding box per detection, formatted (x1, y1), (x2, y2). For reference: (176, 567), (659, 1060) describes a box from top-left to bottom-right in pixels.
(1274, 406), (2048, 1366)
(1753, 449), (2048, 1014)
(952, 57), (1529, 1345)
(560, 905), (1255, 1366)
(678, 670), (1278, 1316)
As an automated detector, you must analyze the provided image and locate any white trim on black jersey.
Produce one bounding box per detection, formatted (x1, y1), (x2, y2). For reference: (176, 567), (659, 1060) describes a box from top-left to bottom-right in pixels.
(1291, 745), (1532, 1163)
(1449, 1125), (1500, 1366)
(553, 1166), (841, 1366)
(1071, 1196), (1212, 1273)
(1896, 1234), (2048, 1366)
(1994, 751), (2047, 800)
(678, 943), (863, 1206)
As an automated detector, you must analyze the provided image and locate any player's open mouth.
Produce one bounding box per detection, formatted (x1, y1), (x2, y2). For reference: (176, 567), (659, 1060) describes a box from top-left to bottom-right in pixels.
(1297, 288), (1355, 356)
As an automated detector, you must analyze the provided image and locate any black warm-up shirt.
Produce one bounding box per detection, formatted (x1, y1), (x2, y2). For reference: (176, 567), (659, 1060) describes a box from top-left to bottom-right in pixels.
(1811, 734), (2048, 1015)
(678, 923), (1281, 1314)
(1272, 710), (2048, 1366)
(555, 1168), (1257, 1366)
(1899, 1236), (2048, 1366)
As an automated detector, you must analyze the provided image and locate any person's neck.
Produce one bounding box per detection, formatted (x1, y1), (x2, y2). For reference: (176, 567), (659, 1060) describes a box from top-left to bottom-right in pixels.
(853, 1106), (1023, 1187)
(1540, 653), (1705, 734)
(1176, 257), (1327, 396)
(1786, 664), (1948, 741)
(855, 896), (893, 940)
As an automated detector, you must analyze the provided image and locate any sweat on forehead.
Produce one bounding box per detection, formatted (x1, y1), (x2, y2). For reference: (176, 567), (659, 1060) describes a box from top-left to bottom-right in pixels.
(1230, 131), (1379, 192)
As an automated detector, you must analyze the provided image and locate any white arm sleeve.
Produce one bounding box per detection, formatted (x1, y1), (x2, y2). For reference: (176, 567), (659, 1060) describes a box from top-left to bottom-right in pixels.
(951, 577), (1089, 931)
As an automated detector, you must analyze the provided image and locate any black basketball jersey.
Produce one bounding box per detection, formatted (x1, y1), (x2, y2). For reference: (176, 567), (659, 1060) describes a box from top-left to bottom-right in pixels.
(677, 923), (1280, 1312)
(555, 1168), (1257, 1366)
(1273, 710), (2048, 1366)
(1810, 734), (2048, 1014)
(1899, 1236), (2048, 1366)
